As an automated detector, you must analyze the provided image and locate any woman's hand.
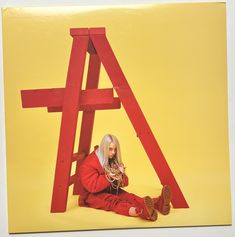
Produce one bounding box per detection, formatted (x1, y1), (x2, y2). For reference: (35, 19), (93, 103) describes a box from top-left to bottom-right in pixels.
(109, 172), (119, 180)
(118, 164), (126, 174)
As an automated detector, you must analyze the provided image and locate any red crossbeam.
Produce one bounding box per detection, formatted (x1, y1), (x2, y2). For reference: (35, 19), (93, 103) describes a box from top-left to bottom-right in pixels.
(21, 88), (116, 108)
(47, 98), (120, 112)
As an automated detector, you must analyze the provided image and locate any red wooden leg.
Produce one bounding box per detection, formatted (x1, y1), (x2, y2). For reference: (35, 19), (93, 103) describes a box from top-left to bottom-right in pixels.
(50, 33), (89, 212)
(90, 29), (189, 208)
(73, 53), (101, 195)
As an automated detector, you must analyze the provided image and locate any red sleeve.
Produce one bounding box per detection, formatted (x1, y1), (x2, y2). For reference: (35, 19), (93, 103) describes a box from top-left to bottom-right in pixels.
(121, 173), (129, 187)
(79, 160), (110, 193)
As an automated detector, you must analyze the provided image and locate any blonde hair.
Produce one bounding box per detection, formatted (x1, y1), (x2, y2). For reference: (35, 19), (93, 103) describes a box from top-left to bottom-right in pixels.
(99, 134), (124, 192)
(99, 134), (122, 166)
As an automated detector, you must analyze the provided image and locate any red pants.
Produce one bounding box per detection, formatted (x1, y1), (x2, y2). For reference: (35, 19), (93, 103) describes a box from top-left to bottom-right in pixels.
(85, 189), (143, 216)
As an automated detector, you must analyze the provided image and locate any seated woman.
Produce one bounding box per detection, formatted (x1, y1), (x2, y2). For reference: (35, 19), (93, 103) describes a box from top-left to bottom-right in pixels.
(78, 134), (172, 221)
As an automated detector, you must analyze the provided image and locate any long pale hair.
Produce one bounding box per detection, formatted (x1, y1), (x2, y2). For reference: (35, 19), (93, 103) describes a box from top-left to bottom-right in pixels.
(99, 134), (122, 166)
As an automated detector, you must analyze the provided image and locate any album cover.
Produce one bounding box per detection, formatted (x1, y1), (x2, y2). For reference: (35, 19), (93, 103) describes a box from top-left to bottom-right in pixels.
(2, 2), (231, 233)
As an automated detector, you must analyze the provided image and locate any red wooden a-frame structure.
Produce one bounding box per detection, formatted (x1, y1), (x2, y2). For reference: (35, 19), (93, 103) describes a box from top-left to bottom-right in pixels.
(21, 27), (189, 213)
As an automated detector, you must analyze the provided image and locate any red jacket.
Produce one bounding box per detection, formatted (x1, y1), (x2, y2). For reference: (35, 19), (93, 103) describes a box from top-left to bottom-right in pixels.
(78, 151), (128, 206)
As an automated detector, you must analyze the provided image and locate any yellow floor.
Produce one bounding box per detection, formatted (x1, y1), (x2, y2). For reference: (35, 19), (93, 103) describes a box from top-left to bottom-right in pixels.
(7, 170), (231, 233)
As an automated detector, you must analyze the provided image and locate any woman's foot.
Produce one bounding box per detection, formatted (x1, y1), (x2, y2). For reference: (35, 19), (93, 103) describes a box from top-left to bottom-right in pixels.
(153, 185), (172, 215)
(137, 196), (158, 221)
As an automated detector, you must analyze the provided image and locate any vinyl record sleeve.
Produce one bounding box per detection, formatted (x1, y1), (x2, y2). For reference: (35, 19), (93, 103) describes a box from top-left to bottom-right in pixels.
(1, 2), (231, 233)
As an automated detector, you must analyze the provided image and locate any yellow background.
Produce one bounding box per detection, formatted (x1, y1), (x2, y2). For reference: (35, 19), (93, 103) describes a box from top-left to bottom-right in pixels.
(2, 2), (231, 233)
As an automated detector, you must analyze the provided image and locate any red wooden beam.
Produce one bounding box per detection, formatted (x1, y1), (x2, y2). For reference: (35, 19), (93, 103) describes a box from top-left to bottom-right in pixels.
(70, 28), (89, 36)
(21, 88), (115, 108)
(47, 98), (121, 112)
(88, 39), (97, 54)
(73, 53), (101, 194)
(21, 88), (64, 108)
(50, 33), (89, 213)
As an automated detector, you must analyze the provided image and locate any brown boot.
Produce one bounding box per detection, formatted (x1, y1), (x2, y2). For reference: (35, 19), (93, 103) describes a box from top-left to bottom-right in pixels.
(153, 185), (172, 215)
(137, 196), (158, 221)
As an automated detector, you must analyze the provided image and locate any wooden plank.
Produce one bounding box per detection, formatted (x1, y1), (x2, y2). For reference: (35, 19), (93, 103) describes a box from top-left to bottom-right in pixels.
(21, 88), (64, 108)
(50, 35), (89, 213)
(73, 53), (101, 195)
(47, 97), (121, 112)
(21, 88), (114, 108)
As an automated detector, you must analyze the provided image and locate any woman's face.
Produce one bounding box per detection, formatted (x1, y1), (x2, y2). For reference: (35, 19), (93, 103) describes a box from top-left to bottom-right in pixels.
(108, 142), (117, 159)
